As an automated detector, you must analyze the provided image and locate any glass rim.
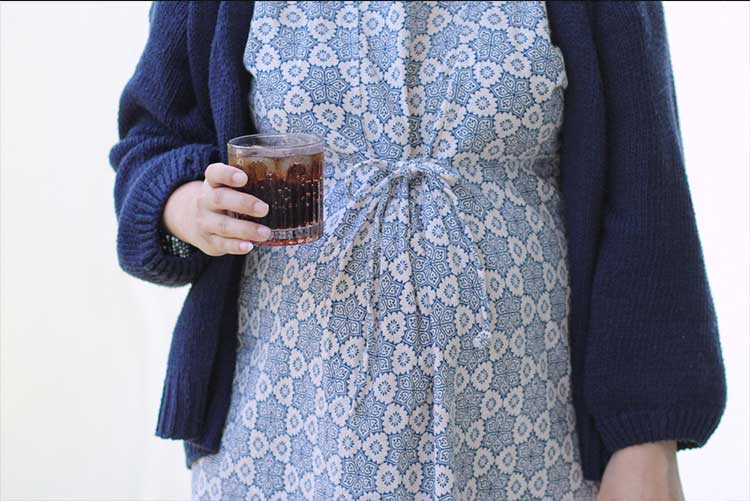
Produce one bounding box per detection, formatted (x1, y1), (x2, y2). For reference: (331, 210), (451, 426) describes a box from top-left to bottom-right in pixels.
(228, 133), (323, 150)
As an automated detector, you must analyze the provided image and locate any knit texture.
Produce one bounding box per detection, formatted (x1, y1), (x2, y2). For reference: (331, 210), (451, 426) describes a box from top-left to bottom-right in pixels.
(108, 0), (726, 481)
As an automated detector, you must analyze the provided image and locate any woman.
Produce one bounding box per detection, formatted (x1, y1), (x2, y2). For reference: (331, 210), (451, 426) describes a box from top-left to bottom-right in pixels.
(110, 1), (726, 499)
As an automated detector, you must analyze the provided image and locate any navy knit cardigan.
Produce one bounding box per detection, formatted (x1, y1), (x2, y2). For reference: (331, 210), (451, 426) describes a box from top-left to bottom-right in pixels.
(109, 1), (726, 481)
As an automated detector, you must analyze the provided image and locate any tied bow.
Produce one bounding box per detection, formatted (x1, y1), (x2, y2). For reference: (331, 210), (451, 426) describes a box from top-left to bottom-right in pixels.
(312, 155), (497, 369)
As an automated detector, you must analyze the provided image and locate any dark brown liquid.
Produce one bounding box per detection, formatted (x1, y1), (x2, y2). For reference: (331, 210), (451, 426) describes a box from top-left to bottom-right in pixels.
(229, 151), (324, 230)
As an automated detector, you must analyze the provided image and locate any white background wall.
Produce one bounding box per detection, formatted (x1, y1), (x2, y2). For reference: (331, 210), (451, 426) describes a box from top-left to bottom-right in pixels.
(0, 1), (748, 500)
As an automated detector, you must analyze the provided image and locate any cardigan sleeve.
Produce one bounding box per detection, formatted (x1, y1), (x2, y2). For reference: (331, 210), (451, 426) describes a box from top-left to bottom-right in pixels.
(108, 1), (219, 287)
(584, 1), (726, 454)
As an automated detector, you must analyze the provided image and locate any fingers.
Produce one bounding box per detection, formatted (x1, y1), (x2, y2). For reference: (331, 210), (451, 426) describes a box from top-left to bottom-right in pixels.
(204, 163), (248, 188)
(198, 163), (273, 257)
(205, 236), (255, 256)
(207, 187), (269, 218)
(199, 211), (272, 242)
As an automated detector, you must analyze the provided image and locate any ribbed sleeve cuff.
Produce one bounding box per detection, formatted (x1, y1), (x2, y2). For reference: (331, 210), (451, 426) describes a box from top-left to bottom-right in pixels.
(594, 406), (725, 454)
(155, 368), (208, 440)
(116, 144), (219, 286)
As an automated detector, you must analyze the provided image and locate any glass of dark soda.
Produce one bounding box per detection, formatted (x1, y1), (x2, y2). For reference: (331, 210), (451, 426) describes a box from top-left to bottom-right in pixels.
(227, 133), (324, 246)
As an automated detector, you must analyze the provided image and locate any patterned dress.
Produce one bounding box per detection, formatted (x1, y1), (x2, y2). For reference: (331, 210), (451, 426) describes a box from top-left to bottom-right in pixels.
(191, 2), (599, 499)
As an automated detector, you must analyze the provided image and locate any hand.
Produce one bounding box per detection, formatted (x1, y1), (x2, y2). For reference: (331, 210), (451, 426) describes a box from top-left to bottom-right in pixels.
(597, 440), (684, 501)
(162, 163), (271, 256)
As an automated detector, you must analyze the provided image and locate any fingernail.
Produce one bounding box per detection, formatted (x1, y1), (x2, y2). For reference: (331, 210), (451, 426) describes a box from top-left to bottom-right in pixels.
(232, 172), (246, 184)
(258, 226), (271, 239)
(241, 241), (254, 252)
(255, 200), (269, 214)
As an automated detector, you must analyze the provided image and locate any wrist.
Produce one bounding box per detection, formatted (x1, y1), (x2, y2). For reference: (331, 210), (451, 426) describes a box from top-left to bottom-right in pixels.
(610, 440), (678, 475)
(600, 441), (684, 500)
(611, 441), (679, 485)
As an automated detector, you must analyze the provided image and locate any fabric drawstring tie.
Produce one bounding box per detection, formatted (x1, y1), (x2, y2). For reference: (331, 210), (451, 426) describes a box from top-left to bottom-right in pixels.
(311, 156), (496, 357)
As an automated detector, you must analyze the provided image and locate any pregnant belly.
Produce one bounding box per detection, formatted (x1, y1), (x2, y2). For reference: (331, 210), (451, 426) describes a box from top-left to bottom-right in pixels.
(261, 154), (568, 354)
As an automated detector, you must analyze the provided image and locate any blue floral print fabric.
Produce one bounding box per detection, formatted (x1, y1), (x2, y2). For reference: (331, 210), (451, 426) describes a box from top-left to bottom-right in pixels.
(191, 1), (599, 499)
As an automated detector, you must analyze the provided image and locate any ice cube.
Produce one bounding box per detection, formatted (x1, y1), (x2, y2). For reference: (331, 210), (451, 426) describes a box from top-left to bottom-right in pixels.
(236, 156), (275, 182)
(278, 155), (310, 183)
